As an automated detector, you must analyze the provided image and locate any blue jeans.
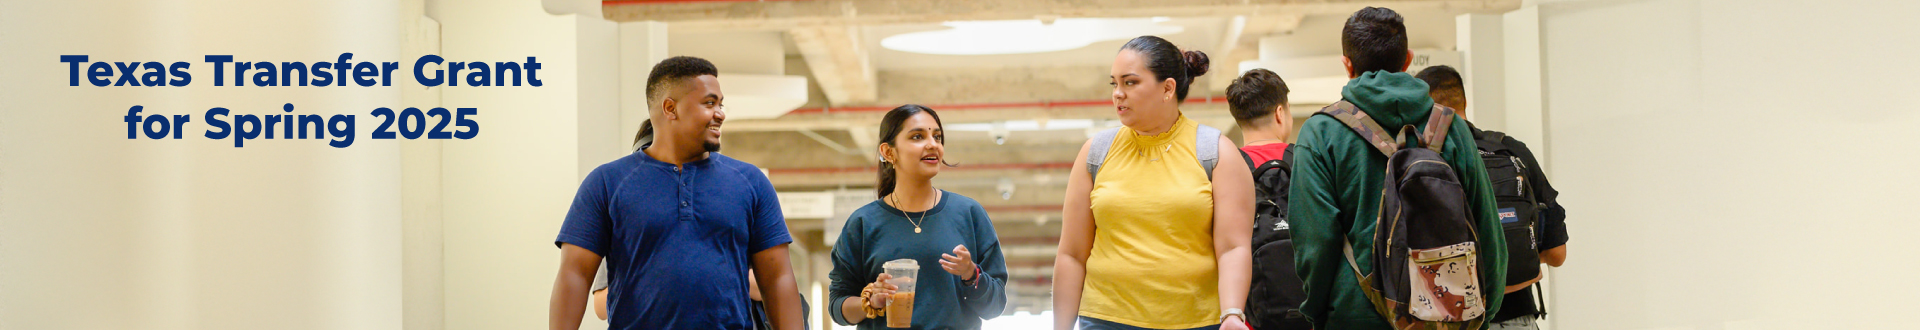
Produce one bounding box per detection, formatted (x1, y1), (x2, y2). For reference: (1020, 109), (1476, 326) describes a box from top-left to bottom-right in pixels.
(1077, 316), (1220, 330)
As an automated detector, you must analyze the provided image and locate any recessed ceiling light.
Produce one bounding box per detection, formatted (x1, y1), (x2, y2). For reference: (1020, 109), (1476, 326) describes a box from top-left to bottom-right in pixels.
(881, 17), (1183, 55)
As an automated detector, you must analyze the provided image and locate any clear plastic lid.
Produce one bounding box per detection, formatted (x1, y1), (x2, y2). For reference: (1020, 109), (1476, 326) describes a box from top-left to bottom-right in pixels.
(882, 258), (919, 292)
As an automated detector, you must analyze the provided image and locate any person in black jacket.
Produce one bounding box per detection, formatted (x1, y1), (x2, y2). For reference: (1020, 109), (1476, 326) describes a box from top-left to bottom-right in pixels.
(1416, 65), (1569, 330)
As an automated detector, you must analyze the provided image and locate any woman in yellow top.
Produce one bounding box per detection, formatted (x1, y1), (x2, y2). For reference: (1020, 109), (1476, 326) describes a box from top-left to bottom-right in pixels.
(1052, 36), (1255, 330)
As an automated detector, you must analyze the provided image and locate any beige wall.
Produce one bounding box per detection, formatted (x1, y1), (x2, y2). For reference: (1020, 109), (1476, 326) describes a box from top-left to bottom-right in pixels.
(436, 0), (621, 329)
(0, 1), (406, 329)
(1, 1), (623, 329)
(1514, 0), (1920, 329)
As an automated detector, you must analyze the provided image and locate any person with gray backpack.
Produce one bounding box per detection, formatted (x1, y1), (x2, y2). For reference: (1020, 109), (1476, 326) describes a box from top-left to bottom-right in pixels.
(1417, 65), (1569, 330)
(1287, 7), (1508, 330)
(1052, 35), (1256, 330)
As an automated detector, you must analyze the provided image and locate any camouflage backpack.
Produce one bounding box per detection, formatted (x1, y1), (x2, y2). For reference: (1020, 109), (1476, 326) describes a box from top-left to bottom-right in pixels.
(1318, 100), (1489, 330)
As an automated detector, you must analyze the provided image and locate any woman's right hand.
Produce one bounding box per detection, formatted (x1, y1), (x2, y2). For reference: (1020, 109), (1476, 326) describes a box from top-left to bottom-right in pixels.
(864, 273), (897, 309)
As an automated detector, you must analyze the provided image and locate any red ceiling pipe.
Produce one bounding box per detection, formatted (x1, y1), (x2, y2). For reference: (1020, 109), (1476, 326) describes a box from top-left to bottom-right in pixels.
(603, 0), (806, 5)
(787, 96), (1229, 115)
(765, 162), (1072, 175)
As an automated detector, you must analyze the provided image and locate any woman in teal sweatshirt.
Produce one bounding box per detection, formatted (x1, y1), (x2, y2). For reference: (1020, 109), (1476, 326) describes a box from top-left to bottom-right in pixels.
(829, 104), (1009, 330)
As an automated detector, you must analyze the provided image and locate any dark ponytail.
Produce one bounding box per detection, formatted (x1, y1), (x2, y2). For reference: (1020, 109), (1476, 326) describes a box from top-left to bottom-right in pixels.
(874, 104), (954, 198)
(876, 160), (898, 199)
(1120, 36), (1210, 103)
(633, 119), (654, 147)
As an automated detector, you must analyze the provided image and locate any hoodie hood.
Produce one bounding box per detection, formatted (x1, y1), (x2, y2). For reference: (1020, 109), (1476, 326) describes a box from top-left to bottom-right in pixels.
(1340, 70), (1435, 129)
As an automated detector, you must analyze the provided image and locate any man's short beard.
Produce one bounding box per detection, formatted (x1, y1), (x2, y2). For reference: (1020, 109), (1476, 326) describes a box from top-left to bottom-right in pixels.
(703, 140), (721, 152)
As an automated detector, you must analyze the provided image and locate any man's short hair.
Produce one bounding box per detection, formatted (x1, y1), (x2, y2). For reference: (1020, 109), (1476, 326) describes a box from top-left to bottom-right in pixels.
(1342, 7), (1410, 74)
(644, 56), (719, 107)
(1227, 68), (1290, 126)
(1416, 65), (1466, 110)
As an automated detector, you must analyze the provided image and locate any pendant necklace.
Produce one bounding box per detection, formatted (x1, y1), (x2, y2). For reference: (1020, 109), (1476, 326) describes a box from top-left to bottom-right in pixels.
(889, 193), (929, 233)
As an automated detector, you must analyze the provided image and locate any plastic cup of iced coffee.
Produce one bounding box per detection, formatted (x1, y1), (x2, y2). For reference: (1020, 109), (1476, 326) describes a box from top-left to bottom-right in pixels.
(883, 259), (918, 328)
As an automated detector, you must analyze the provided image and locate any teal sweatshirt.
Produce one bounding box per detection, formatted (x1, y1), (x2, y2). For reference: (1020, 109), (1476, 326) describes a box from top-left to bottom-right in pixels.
(828, 191), (1008, 330)
(1287, 71), (1508, 329)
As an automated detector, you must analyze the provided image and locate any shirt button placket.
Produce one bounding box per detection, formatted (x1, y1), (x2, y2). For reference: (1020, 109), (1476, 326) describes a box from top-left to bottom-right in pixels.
(678, 167), (693, 221)
(670, 167), (683, 221)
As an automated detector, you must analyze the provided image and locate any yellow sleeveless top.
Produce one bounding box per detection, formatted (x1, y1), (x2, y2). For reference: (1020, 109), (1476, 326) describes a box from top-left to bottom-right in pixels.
(1082, 115), (1219, 328)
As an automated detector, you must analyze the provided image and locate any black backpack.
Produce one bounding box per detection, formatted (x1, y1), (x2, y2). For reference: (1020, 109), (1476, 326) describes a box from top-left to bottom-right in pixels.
(1244, 146), (1311, 330)
(748, 297), (811, 330)
(1475, 130), (1544, 288)
(1320, 101), (1489, 330)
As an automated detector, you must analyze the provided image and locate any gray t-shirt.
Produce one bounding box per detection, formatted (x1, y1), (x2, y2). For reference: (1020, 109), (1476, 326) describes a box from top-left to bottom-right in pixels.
(592, 263), (609, 292)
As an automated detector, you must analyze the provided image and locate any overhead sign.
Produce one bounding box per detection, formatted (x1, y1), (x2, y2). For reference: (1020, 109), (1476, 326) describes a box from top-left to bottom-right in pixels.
(777, 191), (836, 219)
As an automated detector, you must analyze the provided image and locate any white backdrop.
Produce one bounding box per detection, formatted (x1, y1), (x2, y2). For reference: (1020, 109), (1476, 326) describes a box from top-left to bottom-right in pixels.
(1527, 0), (1920, 329)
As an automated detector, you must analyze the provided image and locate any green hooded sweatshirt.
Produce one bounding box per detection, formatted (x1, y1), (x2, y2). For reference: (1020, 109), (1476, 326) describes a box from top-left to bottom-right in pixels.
(1287, 70), (1507, 329)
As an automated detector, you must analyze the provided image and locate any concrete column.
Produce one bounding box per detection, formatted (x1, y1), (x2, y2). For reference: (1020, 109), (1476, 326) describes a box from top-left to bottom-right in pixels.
(577, 15), (623, 178)
(1501, 7), (1551, 330)
(1457, 14), (1507, 130)
(620, 21), (669, 150)
(401, 1), (447, 330)
(1502, 7), (1547, 157)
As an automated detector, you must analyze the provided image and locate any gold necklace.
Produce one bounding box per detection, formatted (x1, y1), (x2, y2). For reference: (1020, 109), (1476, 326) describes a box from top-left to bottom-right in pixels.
(889, 193), (931, 233)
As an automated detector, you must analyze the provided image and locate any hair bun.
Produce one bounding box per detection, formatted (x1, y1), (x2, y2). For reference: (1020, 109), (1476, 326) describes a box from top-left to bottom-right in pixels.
(1182, 50), (1211, 78)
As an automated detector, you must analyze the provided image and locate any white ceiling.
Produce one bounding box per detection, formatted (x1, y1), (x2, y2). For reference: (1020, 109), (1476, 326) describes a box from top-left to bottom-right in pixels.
(1252, 8), (1463, 60)
(853, 9), (1463, 70)
(866, 16), (1230, 70)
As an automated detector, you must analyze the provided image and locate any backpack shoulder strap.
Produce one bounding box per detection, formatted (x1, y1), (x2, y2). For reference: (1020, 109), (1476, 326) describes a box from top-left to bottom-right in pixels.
(1239, 149), (1258, 178)
(1420, 104), (1458, 153)
(1479, 129), (1507, 144)
(1316, 101), (1399, 157)
(1280, 143), (1297, 167)
(1474, 128), (1510, 154)
(1196, 124), (1222, 180)
(1086, 127), (1122, 182)
(1342, 238), (1366, 277)
(1252, 145), (1296, 185)
(1535, 282), (1549, 319)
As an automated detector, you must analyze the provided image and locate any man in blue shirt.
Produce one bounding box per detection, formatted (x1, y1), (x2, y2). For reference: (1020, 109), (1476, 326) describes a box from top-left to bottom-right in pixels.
(548, 56), (805, 330)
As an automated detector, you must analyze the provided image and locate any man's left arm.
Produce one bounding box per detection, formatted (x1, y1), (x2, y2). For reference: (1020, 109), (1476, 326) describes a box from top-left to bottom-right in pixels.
(748, 169), (803, 330)
(1505, 137), (1568, 266)
(752, 245), (804, 330)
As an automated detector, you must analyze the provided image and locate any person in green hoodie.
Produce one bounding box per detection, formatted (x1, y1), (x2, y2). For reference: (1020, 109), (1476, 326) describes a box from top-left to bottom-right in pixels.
(1287, 7), (1507, 329)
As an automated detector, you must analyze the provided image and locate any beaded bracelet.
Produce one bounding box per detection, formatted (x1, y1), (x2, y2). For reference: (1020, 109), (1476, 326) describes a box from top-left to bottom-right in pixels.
(961, 267), (982, 287)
